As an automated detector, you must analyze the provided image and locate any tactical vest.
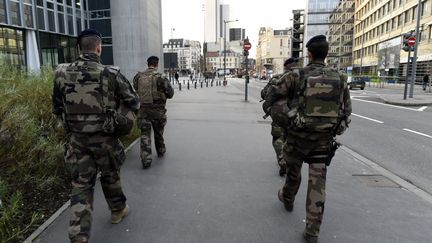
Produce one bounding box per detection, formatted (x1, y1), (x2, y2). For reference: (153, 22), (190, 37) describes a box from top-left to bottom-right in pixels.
(136, 70), (166, 104)
(60, 62), (117, 134)
(288, 67), (344, 133)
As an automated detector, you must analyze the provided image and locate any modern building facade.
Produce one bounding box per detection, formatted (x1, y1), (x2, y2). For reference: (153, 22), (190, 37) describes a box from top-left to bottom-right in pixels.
(204, 0), (230, 43)
(353, 0), (432, 82)
(0, 0), (89, 71)
(255, 27), (292, 78)
(163, 38), (202, 75)
(229, 27), (245, 41)
(327, 0), (354, 70)
(1, 0), (163, 78)
(291, 9), (305, 66)
(304, 0), (342, 65)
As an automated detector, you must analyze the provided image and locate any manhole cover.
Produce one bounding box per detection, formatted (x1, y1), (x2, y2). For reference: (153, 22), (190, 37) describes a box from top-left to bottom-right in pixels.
(352, 174), (400, 188)
(257, 120), (271, 124)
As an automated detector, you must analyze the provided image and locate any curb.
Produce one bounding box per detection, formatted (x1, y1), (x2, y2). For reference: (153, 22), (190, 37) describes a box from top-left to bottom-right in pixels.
(381, 99), (432, 106)
(23, 137), (140, 243)
(341, 146), (432, 205)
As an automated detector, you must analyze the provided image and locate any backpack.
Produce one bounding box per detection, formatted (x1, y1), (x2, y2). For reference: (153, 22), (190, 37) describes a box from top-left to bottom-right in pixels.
(61, 63), (134, 135)
(288, 67), (345, 133)
(135, 70), (166, 104)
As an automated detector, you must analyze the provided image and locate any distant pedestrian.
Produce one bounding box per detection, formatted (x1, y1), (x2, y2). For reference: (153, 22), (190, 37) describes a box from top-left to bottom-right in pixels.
(133, 56), (174, 169)
(423, 74), (429, 91)
(174, 72), (179, 83)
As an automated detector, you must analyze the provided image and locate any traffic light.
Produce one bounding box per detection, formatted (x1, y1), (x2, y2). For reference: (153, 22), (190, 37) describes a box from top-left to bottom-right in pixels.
(402, 32), (414, 52)
(243, 50), (249, 56)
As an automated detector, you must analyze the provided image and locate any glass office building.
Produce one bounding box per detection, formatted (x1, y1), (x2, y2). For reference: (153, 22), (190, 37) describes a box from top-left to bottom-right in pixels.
(305, 0), (351, 66)
(0, 0), (88, 70)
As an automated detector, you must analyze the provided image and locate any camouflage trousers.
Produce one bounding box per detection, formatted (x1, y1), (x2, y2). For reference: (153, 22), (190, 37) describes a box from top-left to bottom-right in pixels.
(138, 117), (167, 166)
(65, 133), (127, 242)
(271, 122), (286, 169)
(280, 140), (330, 237)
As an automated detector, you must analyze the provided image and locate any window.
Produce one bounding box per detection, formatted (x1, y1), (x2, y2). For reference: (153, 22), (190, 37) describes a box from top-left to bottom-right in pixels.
(0, 0), (6, 23)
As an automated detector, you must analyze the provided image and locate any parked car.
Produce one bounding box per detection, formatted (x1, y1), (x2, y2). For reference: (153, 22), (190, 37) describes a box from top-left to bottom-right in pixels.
(348, 77), (366, 90)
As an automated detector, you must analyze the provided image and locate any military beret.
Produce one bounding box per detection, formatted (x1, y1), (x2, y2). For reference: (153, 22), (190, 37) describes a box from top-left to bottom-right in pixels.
(77, 29), (102, 43)
(284, 57), (298, 66)
(306, 35), (327, 48)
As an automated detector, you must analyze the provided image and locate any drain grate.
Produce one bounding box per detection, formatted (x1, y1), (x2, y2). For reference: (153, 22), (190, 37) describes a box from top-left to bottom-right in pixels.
(257, 120), (271, 124)
(352, 174), (400, 188)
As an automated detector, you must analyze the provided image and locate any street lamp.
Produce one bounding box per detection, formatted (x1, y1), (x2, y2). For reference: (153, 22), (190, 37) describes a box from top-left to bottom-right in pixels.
(170, 28), (175, 82)
(223, 19), (238, 83)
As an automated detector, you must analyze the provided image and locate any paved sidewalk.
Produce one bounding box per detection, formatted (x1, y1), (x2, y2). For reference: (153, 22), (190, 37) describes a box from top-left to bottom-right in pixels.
(365, 83), (432, 106)
(35, 81), (432, 243)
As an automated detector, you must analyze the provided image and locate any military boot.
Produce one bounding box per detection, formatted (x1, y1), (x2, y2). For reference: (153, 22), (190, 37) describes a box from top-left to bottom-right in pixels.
(278, 189), (293, 212)
(279, 165), (287, 177)
(303, 231), (318, 243)
(111, 205), (130, 224)
(157, 145), (166, 157)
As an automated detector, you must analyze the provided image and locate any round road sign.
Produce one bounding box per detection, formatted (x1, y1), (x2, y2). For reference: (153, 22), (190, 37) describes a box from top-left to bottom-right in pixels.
(408, 37), (416, 46)
(244, 42), (252, 51)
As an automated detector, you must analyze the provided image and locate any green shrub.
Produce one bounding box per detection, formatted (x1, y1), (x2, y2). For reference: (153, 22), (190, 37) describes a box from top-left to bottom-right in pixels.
(0, 65), (139, 243)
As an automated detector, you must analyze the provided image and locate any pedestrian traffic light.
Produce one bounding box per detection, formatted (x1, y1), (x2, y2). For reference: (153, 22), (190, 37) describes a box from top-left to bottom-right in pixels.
(402, 32), (414, 52)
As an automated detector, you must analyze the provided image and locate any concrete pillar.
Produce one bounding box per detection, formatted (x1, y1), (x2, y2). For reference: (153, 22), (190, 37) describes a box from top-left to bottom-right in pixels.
(25, 30), (41, 73)
(110, 0), (163, 79)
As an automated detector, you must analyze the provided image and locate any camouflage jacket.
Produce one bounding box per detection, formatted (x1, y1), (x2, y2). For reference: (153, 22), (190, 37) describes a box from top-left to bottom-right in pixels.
(133, 67), (174, 106)
(52, 53), (140, 134)
(260, 71), (290, 100)
(265, 61), (352, 140)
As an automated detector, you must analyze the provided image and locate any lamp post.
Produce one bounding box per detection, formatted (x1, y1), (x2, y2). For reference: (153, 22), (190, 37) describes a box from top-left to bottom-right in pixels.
(169, 28), (175, 83)
(223, 19), (238, 84)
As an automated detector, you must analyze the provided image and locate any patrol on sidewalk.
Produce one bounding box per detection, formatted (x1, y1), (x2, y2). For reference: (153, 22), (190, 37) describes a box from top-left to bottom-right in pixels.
(133, 56), (174, 169)
(261, 57), (298, 177)
(264, 35), (352, 243)
(52, 29), (140, 243)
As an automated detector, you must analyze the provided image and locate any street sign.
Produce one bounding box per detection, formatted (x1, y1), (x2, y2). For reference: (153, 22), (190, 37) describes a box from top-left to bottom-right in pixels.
(408, 37), (416, 46)
(244, 42), (252, 51)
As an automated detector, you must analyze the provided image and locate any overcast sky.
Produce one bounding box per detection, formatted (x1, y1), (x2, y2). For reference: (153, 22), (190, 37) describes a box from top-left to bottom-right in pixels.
(161, 0), (307, 56)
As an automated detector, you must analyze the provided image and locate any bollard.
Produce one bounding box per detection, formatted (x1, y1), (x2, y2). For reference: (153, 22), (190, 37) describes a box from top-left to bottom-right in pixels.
(187, 81), (190, 90)
(201, 82), (203, 88)
(179, 83), (182, 91)
(194, 82), (197, 89)
(206, 81), (208, 87)
(211, 81), (213, 87)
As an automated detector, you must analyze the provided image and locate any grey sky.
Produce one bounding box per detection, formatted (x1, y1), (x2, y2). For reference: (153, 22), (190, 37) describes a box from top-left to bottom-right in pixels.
(162, 0), (307, 56)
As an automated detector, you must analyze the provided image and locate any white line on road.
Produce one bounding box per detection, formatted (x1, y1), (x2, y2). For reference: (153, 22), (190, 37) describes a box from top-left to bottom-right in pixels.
(352, 113), (384, 124)
(352, 98), (420, 111)
(402, 128), (432, 139)
(418, 106), (428, 111)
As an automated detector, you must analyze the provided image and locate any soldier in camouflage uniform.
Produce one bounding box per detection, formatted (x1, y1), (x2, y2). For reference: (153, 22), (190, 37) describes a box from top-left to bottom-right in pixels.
(261, 58), (298, 177)
(265, 35), (351, 243)
(133, 56), (174, 169)
(52, 29), (140, 243)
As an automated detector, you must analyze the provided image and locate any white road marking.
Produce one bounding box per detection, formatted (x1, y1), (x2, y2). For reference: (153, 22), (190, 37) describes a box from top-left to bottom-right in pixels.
(418, 106), (428, 111)
(402, 129), (432, 139)
(352, 113), (384, 124)
(352, 98), (420, 111)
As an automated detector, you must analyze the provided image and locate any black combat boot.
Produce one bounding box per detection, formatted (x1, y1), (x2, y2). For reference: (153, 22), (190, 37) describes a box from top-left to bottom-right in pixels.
(278, 189), (293, 212)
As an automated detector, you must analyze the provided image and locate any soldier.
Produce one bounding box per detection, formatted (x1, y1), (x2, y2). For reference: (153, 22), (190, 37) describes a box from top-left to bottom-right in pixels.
(265, 35), (351, 243)
(52, 29), (140, 243)
(133, 56), (174, 169)
(261, 58), (298, 177)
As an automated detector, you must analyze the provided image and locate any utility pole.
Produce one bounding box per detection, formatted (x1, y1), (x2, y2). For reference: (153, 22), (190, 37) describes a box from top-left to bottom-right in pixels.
(243, 38), (252, 101)
(409, 0), (422, 98)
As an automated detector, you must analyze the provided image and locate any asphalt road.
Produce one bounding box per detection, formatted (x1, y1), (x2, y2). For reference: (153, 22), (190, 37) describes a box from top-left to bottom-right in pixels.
(230, 77), (432, 195)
